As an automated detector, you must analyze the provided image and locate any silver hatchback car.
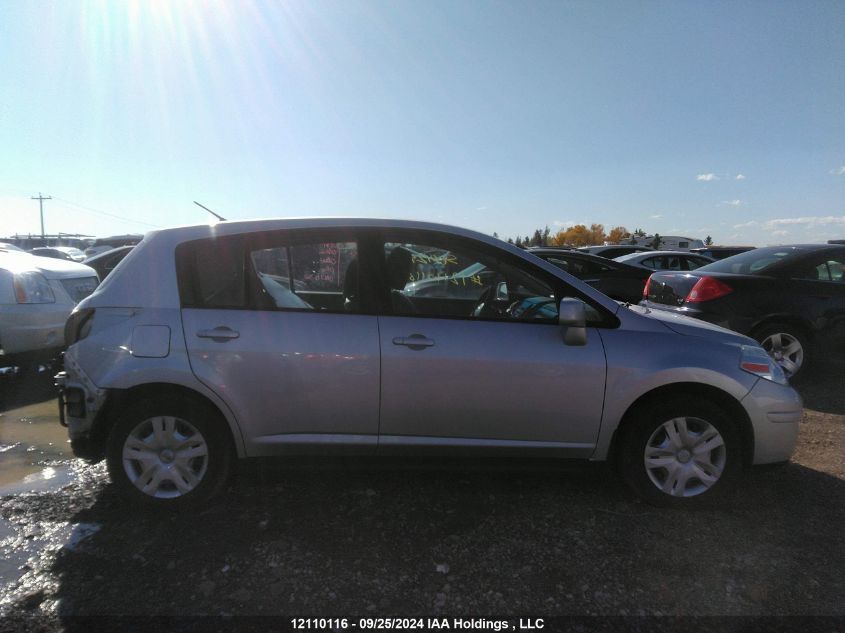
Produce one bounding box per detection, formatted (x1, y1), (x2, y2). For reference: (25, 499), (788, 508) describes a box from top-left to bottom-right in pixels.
(56, 218), (802, 508)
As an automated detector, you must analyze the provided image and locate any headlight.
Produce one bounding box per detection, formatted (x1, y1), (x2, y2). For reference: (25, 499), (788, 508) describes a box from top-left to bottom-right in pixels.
(740, 345), (787, 385)
(13, 272), (56, 304)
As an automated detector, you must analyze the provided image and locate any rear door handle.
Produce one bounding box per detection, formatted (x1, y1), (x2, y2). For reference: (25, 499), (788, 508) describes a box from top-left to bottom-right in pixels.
(392, 334), (435, 350)
(197, 327), (240, 341)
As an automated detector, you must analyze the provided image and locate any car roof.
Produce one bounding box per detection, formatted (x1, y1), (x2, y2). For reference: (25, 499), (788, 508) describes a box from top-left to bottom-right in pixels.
(83, 245), (134, 263)
(529, 248), (616, 261)
(618, 250), (712, 258)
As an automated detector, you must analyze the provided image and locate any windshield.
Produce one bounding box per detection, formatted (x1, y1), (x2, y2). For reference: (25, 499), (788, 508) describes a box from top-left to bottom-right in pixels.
(696, 246), (805, 275)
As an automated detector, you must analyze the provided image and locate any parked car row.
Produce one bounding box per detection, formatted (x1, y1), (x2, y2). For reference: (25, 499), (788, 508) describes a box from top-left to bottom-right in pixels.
(0, 246), (100, 368)
(56, 218), (802, 512)
(0, 242), (135, 370)
(642, 244), (845, 379)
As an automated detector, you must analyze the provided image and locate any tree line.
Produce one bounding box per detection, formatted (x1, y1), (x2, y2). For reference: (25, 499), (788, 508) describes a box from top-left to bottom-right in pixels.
(499, 225), (713, 249)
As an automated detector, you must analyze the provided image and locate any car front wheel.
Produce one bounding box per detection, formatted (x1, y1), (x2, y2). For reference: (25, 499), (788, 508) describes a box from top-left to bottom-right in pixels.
(106, 396), (232, 507)
(617, 397), (741, 507)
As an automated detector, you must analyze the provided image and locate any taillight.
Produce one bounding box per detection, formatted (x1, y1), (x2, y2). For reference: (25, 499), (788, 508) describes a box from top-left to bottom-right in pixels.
(64, 308), (95, 346)
(685, 276), (733, 303)
(642, 275), (652, 300)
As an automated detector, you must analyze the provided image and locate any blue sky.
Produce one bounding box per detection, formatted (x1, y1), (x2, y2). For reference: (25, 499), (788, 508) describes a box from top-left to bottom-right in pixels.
(1, 0), (843, 245)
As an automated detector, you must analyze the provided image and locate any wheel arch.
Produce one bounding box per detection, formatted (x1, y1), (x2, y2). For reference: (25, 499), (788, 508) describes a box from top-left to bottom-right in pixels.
(606, 382), (755, 468)
(88, 382), (244, 462)
(749, 315), (813, 342)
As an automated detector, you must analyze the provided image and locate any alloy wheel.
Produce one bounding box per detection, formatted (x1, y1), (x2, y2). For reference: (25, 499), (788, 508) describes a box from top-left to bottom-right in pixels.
(760, 332), (804, 378)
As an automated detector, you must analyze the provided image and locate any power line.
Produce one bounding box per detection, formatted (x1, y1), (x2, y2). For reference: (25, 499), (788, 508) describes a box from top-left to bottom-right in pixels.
(50, 197), (162, 229)
(31, 193), (52, 237)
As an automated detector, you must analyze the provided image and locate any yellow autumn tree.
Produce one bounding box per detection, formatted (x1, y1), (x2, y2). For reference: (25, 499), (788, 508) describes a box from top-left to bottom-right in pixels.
(551, 224), (606, 247)
(606, 226), (631, 244)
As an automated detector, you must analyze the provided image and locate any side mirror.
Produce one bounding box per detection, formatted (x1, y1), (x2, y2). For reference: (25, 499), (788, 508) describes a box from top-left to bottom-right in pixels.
(559, 298), (587, 346)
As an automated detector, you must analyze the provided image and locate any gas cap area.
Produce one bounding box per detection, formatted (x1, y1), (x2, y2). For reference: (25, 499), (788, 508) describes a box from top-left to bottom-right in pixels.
(130, 325), (171, 358)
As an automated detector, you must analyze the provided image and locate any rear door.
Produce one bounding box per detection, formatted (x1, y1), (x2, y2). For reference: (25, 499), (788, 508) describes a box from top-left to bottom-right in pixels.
(370, 229), (608, 456)
(178, 229), (381, 456)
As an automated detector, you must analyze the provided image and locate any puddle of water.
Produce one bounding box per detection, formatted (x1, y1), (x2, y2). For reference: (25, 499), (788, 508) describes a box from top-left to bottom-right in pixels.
(0, 382), (72, 489)
(0, 516), (102, 611)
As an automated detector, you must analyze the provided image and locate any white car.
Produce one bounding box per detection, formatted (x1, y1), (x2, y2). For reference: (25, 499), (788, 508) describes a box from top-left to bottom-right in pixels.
(0, 249), (99, 368)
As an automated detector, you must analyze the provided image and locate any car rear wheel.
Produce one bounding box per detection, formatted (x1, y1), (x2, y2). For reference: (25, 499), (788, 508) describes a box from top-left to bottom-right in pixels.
(617, 396), (741, 507)
(753, 324), (809, 380)
(106, 395), (232, 508)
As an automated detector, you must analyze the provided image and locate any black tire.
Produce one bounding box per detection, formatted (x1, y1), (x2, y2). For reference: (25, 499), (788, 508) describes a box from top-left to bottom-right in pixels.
(106, 395), (233, 508)
(617, 396), (742, 507)
(751, 323), (811, 381)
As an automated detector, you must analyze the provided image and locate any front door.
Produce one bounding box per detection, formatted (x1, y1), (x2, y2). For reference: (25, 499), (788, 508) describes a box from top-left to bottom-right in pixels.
(371, 230), (608, 456)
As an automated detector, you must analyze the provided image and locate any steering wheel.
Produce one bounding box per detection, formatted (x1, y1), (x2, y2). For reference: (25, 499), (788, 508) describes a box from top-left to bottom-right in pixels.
(472, 283), (507, 318)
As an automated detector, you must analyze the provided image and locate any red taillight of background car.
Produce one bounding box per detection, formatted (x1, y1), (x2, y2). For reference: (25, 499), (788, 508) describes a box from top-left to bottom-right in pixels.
(685, 276), (733, 303)
(642, 275), (652, 300)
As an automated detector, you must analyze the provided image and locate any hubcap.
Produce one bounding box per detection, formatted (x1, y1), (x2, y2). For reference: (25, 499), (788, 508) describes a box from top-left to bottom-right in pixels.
(122, 416), (209, 499)
(644, 417), (726, 498)
(760, 332), (803, 378)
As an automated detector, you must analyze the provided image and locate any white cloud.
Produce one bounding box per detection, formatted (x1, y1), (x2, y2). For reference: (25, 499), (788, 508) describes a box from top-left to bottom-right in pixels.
(763, 215), (845, 229)
(771, 230), (789, 237)
(832, 166), (845, 175)
(733, 220), (757, 229)
(721, 200), (743, 207)
(735, 174), (746, 180)
(696, 173), (718, 181)
(649, 214), (663, 219)
(553, 220), (583, 228)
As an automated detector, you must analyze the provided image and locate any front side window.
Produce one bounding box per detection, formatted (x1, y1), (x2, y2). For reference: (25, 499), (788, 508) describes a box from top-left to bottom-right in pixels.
(381, 236), (558, 322)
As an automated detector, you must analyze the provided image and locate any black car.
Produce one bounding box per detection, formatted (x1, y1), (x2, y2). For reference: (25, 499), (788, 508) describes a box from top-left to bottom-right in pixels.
(529, 247), (651, 303)
(641, 244), (845, 378)
(82, 245), (134, 281)
(690, 246), (756, 260)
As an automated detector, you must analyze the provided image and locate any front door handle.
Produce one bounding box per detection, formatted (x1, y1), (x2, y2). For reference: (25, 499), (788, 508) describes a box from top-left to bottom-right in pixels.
(392, 334), (435, 350)
(197, 327), (240, 341)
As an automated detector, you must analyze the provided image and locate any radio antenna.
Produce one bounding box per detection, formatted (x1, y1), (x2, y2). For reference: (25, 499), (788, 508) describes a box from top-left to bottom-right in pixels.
(194, 201), (227, 222)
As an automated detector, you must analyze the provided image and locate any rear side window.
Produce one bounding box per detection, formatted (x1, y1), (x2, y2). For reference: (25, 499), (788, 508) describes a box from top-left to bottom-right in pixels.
(177, 233), (360, 313)
(250, 240), (359, 311)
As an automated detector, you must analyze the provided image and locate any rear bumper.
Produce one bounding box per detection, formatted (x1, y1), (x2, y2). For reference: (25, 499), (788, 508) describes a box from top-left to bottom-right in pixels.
(741, 378), (802, 464)
(55, 350), (107, 443)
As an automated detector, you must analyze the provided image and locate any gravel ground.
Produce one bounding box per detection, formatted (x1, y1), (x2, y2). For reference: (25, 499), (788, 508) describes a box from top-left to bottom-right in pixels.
(0, 366), (843, 632)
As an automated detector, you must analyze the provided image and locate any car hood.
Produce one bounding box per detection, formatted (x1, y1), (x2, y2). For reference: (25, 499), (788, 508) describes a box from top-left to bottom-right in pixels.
(0, 251), (97, 279)
(627, 304), (757, 346)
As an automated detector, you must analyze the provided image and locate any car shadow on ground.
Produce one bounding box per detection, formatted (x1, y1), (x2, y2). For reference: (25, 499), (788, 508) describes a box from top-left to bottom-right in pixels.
(5, 457), (841, 624)
(0, 368), (59, 413)
(793, 362), (845, 416)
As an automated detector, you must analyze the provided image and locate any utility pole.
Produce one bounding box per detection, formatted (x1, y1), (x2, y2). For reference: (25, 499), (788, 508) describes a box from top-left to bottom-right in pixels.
(31, 193), (52, 238)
